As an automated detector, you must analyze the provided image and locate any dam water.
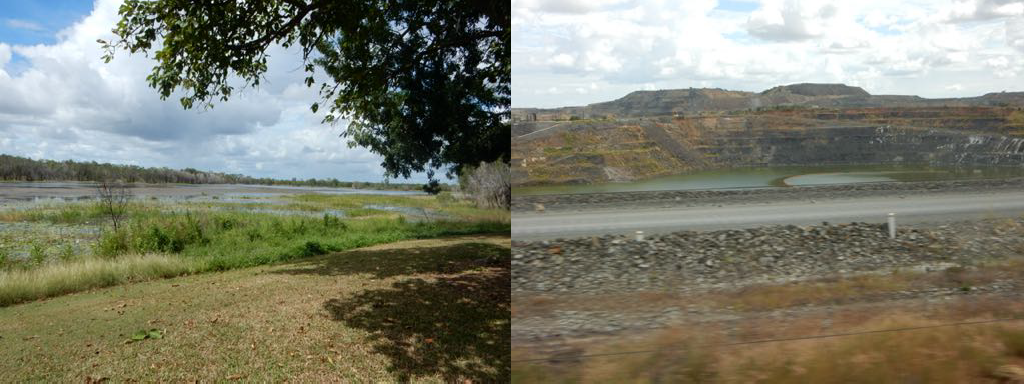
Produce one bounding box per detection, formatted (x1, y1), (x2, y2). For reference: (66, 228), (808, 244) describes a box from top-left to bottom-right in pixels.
(512, 164), (1024, 196)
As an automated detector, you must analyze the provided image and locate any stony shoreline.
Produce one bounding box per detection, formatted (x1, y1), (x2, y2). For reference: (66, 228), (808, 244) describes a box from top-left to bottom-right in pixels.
(512, 219), (1024, 294)
(512, 177), (1024, 212)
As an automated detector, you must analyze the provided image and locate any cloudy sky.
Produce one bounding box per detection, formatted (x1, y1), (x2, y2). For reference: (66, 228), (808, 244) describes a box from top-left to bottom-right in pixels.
(0, 0), (430, 183)
(513, 0), (1024, 108)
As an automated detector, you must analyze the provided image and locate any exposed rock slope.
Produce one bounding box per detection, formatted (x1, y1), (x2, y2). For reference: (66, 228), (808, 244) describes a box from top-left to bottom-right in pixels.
(512, 84), (1024, 186)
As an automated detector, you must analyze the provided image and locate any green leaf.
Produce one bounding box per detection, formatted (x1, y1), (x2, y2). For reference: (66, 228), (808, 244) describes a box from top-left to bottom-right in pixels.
(131, 330), (147, 341)
(147, 329), (163, 339)
(310, 102), (319, 113)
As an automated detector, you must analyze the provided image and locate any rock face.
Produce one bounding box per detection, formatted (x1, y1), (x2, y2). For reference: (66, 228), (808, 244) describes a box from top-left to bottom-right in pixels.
(511, 220), (1023, 294)
(710, 125), (1024, 166)
(513, 117), (1024, 186)
(511, 83), (1024, 186)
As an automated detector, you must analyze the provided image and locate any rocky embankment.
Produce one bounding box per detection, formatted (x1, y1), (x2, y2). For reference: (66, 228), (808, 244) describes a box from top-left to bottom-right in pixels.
(512, 219), (1024, 294)
(513, 177), (1024, 212)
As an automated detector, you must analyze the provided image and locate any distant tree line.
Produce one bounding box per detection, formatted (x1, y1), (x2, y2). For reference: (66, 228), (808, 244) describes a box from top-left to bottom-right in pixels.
(0, 154), (443, 191)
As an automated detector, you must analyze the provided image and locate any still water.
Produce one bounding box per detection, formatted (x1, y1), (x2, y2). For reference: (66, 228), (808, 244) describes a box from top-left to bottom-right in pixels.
(513, 164), (1024, 196)
(0, 182), (423, 203)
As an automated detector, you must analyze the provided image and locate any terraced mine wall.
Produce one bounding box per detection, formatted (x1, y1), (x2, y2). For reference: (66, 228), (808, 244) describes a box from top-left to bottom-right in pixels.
(703, 125), (1024, 167)
(512, 115), (1024, 186)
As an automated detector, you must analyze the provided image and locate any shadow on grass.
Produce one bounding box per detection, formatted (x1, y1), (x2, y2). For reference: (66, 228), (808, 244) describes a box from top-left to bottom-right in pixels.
(272, 242), (509, 279)
(276, 242), (511, 382)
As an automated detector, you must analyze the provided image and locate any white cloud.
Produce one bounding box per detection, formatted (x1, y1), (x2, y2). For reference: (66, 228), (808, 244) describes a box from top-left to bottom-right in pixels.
(3, 19), (45, 31)
(987, 55), (1011, 67)
(1009, 16), (1024, 52)
(513, 0), (632, 15)
(513, 0), (1024, 108)
(745, 0), (834, 41)
(550, 53), (576, 67)
(0, 43), (10, 69)
(0, 0), (428, 183)
(942, 0), (1024, 22)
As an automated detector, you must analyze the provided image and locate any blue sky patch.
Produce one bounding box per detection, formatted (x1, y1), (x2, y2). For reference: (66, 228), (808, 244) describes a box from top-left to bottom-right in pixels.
(0, 0), (94, 45)
(714, 0), (759, 13)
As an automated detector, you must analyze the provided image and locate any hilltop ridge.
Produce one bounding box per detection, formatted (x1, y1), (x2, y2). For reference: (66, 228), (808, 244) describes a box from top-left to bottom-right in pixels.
(512, 83), (1024, 121)
(762, 83), (869, 97)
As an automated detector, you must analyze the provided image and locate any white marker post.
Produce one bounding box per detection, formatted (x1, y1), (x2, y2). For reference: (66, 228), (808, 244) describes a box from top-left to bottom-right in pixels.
(636, 231), (644, 242)
(887, 213), (896, 239)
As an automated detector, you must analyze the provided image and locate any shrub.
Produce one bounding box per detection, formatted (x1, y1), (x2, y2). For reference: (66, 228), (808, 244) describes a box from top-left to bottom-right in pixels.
(135, 226), (172, 253)
(29, 242), (47, 266)
(0, 247), (9, 270)
(217, 217), (238, 230)
(55, 208), (84, 224)
(422, 180), (442, 195)
(300, 241), (327, 257)
(96, 180), (132, 231)
(245, 228), (263, 242)
(58, 243), (76, 262)
(322, 214), (346, 231)
(436, 191), (457, 205)
(184, 212), (208, 245)
(96, 230), (130, 257)
(460, 160), (510, 210)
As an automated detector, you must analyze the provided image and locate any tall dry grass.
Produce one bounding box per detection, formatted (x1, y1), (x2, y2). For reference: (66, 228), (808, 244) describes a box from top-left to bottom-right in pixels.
(0, 254), (198, 306)
(513, 316), (1024, 383)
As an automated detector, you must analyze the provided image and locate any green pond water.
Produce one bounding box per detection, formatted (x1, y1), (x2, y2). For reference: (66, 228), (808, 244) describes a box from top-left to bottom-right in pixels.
(513, 165), (1024, 196)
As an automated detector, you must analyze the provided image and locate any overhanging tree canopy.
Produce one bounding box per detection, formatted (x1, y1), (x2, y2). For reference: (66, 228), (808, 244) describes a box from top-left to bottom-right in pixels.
(101, 0), (510, 181)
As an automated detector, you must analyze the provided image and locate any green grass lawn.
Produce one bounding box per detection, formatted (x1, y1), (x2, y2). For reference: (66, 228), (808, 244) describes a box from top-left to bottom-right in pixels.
(0, 235), (510, 382)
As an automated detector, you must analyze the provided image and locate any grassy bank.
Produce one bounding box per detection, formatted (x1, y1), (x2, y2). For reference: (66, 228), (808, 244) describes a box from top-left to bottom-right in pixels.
(0, 236), (510, 382)
(0, 194), (509, 306)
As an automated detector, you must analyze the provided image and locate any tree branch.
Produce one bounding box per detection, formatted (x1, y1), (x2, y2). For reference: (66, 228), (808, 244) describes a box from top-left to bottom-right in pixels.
(225, 1), (317, 51)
